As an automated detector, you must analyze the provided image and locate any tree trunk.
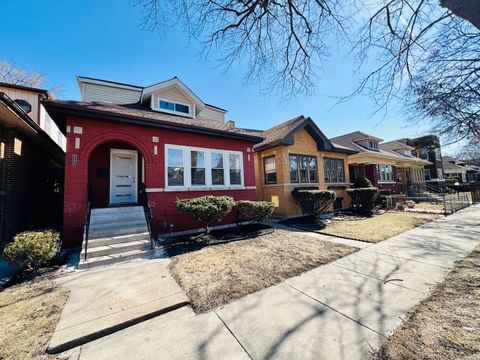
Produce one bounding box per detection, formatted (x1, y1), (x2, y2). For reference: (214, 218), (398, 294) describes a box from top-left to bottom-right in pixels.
(440, 0), (480, 31)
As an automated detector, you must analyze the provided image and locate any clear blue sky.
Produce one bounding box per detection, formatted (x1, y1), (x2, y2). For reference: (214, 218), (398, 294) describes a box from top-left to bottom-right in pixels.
(0, 0), (458, 152)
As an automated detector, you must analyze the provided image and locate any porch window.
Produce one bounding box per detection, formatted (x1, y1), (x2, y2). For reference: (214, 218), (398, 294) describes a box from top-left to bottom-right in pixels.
(289, 155), (317, 183)
(324, 158), (345, 183)
(191, 150), (205, 186)
(167, 148), (184, 186)
(264, 156), (277, 184)
(376, 164), (394, 182)
(229, 154), (242, 185)
(211, 152), (225, 185)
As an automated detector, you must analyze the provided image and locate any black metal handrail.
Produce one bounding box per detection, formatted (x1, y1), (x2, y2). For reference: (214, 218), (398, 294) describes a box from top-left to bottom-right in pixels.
(83, 201), (92, 261)
(139, 182), (154, 249)
(83, 184), (93, 261)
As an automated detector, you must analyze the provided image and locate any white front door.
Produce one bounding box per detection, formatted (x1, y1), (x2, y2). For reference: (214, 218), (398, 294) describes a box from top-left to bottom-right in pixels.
(110, 149), (138, 204)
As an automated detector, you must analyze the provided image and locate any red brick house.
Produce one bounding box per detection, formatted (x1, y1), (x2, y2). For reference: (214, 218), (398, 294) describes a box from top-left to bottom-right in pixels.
(43, 76), (262, 266)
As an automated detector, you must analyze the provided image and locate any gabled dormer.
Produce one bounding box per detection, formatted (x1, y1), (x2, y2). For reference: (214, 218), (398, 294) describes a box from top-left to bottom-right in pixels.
(352, 133), (382, 151)
(76, 76), (227, 123)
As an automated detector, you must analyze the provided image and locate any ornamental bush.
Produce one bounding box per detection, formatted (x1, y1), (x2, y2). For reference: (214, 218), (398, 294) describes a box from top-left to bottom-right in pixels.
(352, 176), (373, 189)
(235, 200), (275, 225)
(176, 195), (235, 233)
(346, 188), (379, 212)
(292, 189), (336, 218)
(3, 229), (61, 271)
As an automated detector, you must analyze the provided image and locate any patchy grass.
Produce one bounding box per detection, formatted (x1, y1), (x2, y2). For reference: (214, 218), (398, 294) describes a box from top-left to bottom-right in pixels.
(374, 245), (480, 359)
(170, 229), (357, 312)
(321, 212), (440, 243)
(0, 279), (69, 359)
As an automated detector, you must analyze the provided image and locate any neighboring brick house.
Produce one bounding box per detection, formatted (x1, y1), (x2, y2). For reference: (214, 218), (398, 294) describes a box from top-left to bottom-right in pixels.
(43, 76), (262, 252)
(0, 83), (65, 247)
(400, 135), (445, 183)
(254, 116), (356, 218)
(330, 132), (430, 195)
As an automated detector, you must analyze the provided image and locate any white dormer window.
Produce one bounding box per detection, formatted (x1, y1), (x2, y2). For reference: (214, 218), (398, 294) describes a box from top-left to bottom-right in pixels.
(368, 141), (378, 149)
(159, 99), (191, 116)
(403, 149), (412, 156)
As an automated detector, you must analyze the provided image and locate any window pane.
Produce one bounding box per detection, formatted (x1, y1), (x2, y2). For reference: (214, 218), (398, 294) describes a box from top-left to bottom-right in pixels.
(191, 151), (205, 185)
(168, 148), (183, 167)
(309, 157), (317, 182)
(264, 157), (276, 184)
(229, 154), (241, 185)
(324, 159), (330, 182)
(211, 152), (224, 169)
(160, 101), (174, 111)
(175, 103), (189, 114)
(191, 151), (205, 168)
(191, 169), (205, 185)
(300, 156), (308, 183)
(212, 169), (224, 185)
(289, 156), (298, 183)
(168, 167), (184, 186)
(337, 160), (344, 182)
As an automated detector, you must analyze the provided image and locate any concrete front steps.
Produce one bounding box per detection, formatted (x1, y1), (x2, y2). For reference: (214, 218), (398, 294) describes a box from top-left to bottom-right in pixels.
(79, 206), (154, 269)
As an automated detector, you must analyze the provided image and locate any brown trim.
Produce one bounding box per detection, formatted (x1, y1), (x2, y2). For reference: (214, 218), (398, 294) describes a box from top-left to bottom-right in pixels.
(0, 82), (49, 96)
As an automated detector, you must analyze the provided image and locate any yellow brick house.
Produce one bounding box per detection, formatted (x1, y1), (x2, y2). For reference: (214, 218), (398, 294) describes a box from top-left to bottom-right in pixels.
(254, 116), (356, 218)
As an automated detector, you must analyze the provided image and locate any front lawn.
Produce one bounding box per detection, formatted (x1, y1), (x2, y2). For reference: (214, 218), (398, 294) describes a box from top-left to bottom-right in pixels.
(0, 279), (68, 359)
(169, 229), (358, 312)
(321, 212), (440, 243)
(374, 244), (480, 359)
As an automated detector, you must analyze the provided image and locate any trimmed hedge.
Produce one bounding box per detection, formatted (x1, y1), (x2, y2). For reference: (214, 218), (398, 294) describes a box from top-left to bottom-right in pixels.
(346, 187), (379, 212)
(235, 200), (275, 224)
(353, 176), (373, 189)
(176, 195), (235, 233)
(292, 189), (336, 217)
(3, 229), (61, 271)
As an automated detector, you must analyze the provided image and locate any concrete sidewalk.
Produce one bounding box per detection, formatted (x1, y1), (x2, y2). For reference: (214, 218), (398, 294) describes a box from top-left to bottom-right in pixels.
(48, 257), (189, 353)
(69, 205), (480, 359)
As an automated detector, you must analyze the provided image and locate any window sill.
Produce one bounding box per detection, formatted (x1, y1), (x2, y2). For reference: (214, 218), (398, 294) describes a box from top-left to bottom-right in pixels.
(164, 186), (253, 192)
(377, 181), (396, 184)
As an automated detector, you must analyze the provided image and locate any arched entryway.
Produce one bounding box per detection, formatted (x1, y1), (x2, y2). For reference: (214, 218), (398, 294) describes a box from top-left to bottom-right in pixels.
(88, 141), (145, 208)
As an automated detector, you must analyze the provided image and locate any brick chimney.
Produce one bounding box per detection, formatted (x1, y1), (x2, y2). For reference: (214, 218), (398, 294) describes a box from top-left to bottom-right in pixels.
(226, 120), (235, 129)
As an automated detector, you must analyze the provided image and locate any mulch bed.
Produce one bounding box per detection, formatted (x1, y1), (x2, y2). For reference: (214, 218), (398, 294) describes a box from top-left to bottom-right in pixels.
(162, 223), (274, 256)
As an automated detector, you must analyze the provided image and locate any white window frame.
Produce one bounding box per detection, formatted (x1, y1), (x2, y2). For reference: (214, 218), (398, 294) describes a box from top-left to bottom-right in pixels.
(157, 97), (194, 118)
(376, 164), (394, 183)
(435, 149), (442, 161)
(368, 141), (378, 150)
(165, 144), (244, 190)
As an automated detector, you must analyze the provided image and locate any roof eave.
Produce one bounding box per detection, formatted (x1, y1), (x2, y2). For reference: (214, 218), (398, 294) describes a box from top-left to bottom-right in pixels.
(42, 100), (263, 143)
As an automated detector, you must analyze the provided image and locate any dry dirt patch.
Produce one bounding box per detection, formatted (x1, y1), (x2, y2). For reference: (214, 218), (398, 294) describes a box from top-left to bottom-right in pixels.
(321, 212), (440, 243)
(170, 229), (357, 312)
(374, 245), (480, 359)
(0, 279), (69, 359)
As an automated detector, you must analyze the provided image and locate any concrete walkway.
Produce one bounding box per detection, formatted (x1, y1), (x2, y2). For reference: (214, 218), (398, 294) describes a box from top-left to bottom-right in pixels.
(67, 205), (480, 359)
(48, 257), (189, 353)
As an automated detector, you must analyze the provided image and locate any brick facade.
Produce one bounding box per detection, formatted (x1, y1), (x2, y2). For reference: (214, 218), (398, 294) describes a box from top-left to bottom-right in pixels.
(255, 129), (351, 218)
(63, 117), (257, 248)
(0, 126), (63, 247)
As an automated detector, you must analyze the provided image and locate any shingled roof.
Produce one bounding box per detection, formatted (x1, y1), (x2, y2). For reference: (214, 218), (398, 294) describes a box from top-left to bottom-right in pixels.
(254, 116), (356, 154)
(42, 100), (263, 142)
(330, 131), (431, 164)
